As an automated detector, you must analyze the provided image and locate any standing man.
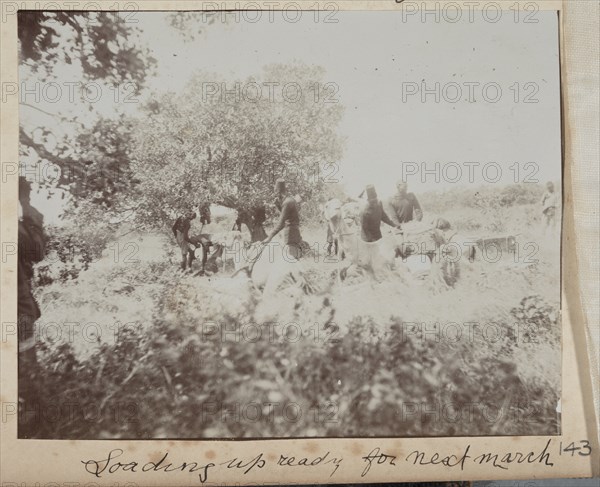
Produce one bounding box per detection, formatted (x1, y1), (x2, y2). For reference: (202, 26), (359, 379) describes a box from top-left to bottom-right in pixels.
(359, 185), (401, 243)
(199, 203), (211, 228)
(541, 181), (559, 234)
(358, 185), (401, 278)
(263, 179), (302, 260)
(172, 211), (197, 270)
(385, 180), (423, 227)
(18, 176), (45, 437)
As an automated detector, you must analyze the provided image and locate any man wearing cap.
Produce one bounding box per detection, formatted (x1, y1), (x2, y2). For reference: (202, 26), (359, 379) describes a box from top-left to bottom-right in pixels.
(359, 184), (400, 243)
(385, 181), (423, 227)
(263, 179), (303, 259)
(172, 211), (197, 270)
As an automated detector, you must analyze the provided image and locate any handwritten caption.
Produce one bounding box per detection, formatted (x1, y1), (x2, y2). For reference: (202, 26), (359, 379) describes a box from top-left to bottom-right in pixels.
(81, 439), (592, 483)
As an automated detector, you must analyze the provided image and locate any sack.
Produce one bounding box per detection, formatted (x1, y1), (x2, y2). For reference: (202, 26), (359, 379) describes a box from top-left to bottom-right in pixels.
(396, 223), (443, 256)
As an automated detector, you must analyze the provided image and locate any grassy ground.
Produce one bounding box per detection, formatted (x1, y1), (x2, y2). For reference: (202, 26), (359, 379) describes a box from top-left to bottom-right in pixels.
(30, 199), (561, 439)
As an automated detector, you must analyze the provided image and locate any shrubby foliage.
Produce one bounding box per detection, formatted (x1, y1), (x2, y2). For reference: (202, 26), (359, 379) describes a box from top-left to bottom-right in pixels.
(36, 221), (114, 285)
(419, 183), (548, 233)
(33, 232), (561, 438)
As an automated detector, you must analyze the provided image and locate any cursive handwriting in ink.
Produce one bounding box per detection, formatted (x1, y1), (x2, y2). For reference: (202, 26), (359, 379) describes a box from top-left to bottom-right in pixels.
(361, 447), (397, 477)
(81, 449), (215, 483)
(406, 445), (471, 471)
(220, 453), (266, 475)
(473, 439), (554, 470)
(277, 451), (343, 477)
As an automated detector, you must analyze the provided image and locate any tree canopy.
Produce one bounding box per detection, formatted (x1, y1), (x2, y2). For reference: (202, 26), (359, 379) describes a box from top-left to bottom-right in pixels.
(18, 10), (156, 231)
(18, 13), (346, 241)
(131, 63), (345, 237)
(19, 11), (155, 85)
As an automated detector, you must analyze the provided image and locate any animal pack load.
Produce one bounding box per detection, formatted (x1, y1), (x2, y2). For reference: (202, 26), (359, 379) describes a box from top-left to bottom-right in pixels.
(393, 220), (445, 259)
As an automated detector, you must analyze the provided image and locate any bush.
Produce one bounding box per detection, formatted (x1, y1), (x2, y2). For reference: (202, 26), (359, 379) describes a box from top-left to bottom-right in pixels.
(36, 223), (114, 286)
(31, 260), (560, 438)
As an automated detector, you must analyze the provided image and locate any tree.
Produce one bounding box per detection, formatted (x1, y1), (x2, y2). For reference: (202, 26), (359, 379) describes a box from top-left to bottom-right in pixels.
(131, 63), (345, 240)
(19, 11), (155, 86)
(18, 11), (155, 202)
(19, 115), (136, 204)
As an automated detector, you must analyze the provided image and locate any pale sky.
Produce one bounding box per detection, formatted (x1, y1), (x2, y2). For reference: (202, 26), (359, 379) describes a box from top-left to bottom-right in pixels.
(22, 10), (562, 219)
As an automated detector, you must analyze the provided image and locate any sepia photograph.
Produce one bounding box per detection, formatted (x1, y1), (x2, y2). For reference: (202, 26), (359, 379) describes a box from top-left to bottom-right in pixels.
(16, 7), (562, 440)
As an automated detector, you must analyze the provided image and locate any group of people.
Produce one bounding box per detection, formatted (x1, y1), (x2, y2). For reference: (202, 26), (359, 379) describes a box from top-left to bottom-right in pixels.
(172, 178), (425, 272)
(326, 181), (423, 256)
(172, 178), (561, 273)
(171, 178), (304, 271)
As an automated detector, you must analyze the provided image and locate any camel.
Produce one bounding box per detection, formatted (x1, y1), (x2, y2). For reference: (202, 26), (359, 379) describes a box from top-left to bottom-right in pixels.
(205, 231), (311, 294)
(189, 230), (310, 294)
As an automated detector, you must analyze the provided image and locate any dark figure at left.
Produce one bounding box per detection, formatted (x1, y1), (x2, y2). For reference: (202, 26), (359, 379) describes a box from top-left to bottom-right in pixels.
(18, 176), (46, 438)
